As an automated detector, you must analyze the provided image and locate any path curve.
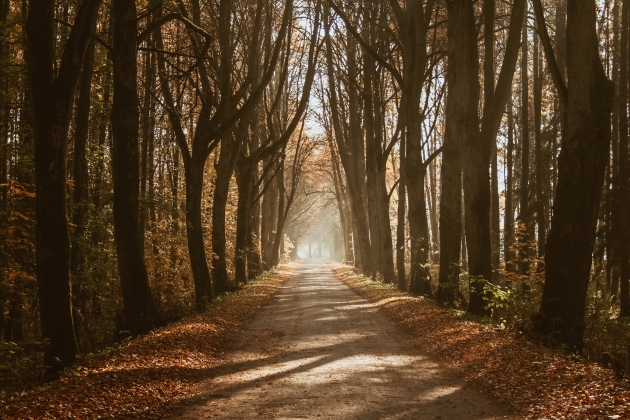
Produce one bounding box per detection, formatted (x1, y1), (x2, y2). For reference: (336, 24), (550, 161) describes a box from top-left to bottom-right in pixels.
(172, 260), (519, 419)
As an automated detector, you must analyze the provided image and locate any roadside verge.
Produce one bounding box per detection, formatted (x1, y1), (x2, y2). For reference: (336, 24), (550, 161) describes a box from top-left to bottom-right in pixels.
(333, 264), (630, 419)
(1, 265), (293, 419)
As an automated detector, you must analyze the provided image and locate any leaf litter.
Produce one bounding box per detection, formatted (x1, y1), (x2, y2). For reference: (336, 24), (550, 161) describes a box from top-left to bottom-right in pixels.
(333, 265), (630, 420)
(0, 266), (293, 419)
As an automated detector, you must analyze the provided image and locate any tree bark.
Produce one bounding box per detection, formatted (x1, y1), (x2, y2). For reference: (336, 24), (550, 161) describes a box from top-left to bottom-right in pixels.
(539, 0), (615, 348)
(185, 154), (213, 310)
(25, 0), (101, 380)
(71, 38), (95, 273)
(0, 0), (9, 217)
(248, 167), (263, 280)
(504, 97), (515, 271)
(463, 0), (525, 314)
(235, 155), (254, 284)
(534, 18), (547, 264)
(364, 43), (395, 283)
(247, 124), (263, 280)
(93, 23), (112, 246)
(71, 36), (95, 344)
(262, 165), (278, 269)
(261, 158), (275, 269)
(448, 0), (483, 311)
(406, 113), (432, 296)
(519, 9), (531, 275)
(112, 0), (155, 334)
(212, 136), (239, 294)
(140, 37), (155, 243)
(437, 2), (467, 302)
(485, 0), (501, 274)
(397, 131), (408, 292)
(617, 0), (629, 315)
(609, 0), (620, 294)
(270, 161), (285, 267)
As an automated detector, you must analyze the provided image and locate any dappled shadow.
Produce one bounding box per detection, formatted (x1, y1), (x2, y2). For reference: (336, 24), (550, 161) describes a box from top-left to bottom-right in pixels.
(167, 259), (517, 419)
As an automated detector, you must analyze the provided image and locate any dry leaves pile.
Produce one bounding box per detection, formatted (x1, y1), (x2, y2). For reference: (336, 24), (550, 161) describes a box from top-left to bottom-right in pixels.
(334, 265), (630, 420)
(0, 266), (292, 419)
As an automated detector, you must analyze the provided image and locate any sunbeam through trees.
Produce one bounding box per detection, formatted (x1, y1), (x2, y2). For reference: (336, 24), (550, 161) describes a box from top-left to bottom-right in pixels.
(1, 0), (630, 417)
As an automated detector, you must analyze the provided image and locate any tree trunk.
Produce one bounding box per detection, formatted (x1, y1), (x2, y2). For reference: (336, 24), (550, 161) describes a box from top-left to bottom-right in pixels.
(539, 0), (614, 348)
(93, 30), (111, 245)
(270, 161), (285, 267)
(372, 58), (396, 283)
(71, 37), (95, 344)
(346, 35), (372, 276)
(25, 0), (101, 380)
(235, 157), (254, 284)
(185, 158), (213, 310)
(485, 0), (501, 274)
(534, 19), (547, 264)
(428, 151), (440, 263)
(617, 0), (629, 315)
(71, 38), (95, 273)
(504, 97), (515, 271)
(212, 136), (239, 295)
(364, 22), (383, 279)
(437, 4), (466, 302)
(519, 10), (531, 275)
(328, 135), (351, 264)
(261, 165), (278, 269)
(406, 105), (432, 296)
(248, 168), (262, 279)
(469, 0), (524, 313)
(397, 131), (408, 292)
(112, 0), (154, 334)
(609, 0), (620, 294)
(140, 41), (155, 242)
(0, 0), (7, 218)
(447, 0), (484, 313)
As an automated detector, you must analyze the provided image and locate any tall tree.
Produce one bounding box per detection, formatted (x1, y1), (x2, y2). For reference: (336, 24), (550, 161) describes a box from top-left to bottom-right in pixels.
(461, 0), (525, 314)
(504, 96), (515, 271)
(616, 0), (629, 316)
(519, 7), (531, 275)
(324, 2), (373, 276)
(485, 0), (501, 274)
(533, 18), (547, 264)
(438, 0), (471, 304)
(25, 0), (102, 379)
(534, 0), (615, 347)
(71, 38), (95, 274)
(111, 0), (155, 334)
(363, 3), (395, 283)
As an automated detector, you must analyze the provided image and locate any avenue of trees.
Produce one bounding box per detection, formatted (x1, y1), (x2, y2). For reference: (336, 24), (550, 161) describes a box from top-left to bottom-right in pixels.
(0, 0), (628, 386)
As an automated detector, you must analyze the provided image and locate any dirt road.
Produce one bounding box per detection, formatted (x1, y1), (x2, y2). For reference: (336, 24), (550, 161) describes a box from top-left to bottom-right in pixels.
(172, 260), (518, 419)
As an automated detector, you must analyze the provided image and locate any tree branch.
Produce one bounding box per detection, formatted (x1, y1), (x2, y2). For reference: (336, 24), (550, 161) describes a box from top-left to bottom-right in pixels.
(328, 0), (404, 87)
(532, 0), (568, 106)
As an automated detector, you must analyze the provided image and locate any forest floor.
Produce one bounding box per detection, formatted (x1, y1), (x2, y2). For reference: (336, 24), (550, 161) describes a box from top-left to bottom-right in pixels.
(334, 264), (630, 420)
(170, 259), (516, 419)
(0, 265), (294, 419)
(2, 260), (628, 419)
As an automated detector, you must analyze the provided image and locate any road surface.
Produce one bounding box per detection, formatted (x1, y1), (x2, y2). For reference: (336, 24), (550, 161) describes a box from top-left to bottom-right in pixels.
(172, 260), (518, 419)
